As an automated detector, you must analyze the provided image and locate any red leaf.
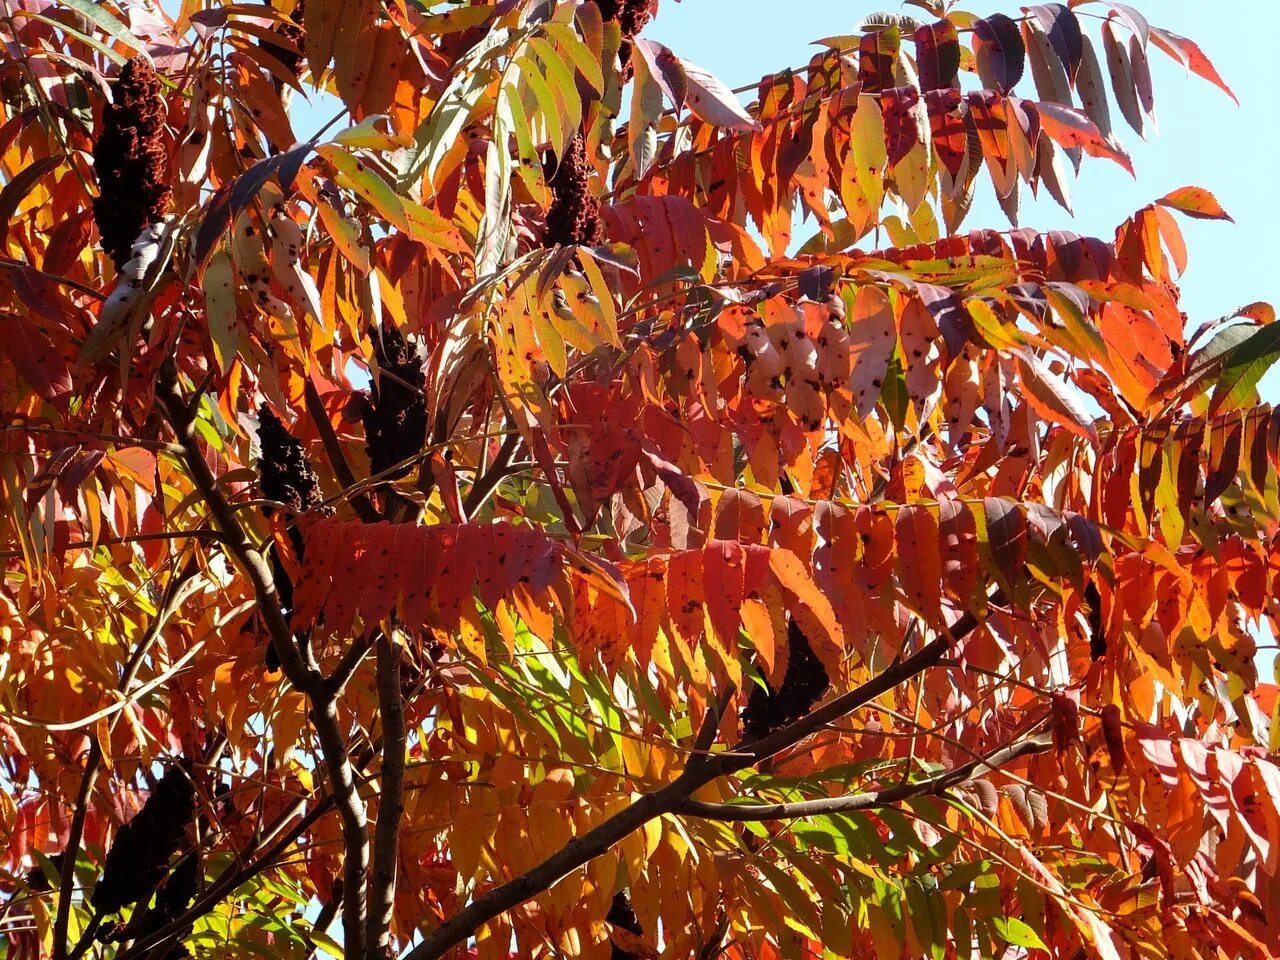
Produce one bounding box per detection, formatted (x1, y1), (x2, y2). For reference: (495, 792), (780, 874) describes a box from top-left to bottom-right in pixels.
(1035, 100), (1133, 175)
(895, 505), (944, 627)
(713, 488), (766, 545)
(913, 20), (960, 92)
(703, 539), (745, 651)
(973, 14), (1026, 92)
(0, 312), (72, 405)
(939, 498), (979, 604)
(1150, 26), (1237, 105)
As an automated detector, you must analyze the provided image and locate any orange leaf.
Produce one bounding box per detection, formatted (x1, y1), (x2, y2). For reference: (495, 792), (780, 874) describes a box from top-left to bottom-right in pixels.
(1157, 186), (1234, 222)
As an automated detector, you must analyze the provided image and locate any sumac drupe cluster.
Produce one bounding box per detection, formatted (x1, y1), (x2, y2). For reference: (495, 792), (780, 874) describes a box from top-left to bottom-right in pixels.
(91, 761), (195, 915)
(544, 133), (604, 248)
(260, 0), (307, 79)
(92, 57), (171, 272)
(361, 325), (428, 480)
(741, 618), (831, 742)
(256, 404), (322, 515)
(597, 0), (659, 75)
(606, 891), (644, 960)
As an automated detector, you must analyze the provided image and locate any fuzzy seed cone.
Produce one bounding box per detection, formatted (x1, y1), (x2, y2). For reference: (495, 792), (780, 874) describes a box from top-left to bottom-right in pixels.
(256, 404), (322, 514)
(93, 58), (171, 273)
(362, 325), (428, 480)
(91, 762), (195, 914)
(134, 852), (198, 958)
(544, 134), (604, 248)
(741, 618), (831, 742)
(597, 0), (659, 77)
(255, 405), (320, 670)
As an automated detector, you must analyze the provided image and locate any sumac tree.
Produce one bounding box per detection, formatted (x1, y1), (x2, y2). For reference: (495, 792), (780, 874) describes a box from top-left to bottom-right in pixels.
(1, 2), (1279, 959)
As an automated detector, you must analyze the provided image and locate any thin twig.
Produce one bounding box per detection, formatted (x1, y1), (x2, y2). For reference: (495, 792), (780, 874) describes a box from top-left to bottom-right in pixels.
(676, 734), (1053, 821)
(303, 379), (380, 523)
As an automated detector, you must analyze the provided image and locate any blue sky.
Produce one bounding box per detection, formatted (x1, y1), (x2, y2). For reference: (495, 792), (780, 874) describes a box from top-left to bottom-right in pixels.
(641, 0), (1279, 401)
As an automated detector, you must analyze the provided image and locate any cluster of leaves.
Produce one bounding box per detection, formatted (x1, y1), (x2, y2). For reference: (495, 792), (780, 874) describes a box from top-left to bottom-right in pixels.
(1, 1), (1279, 960)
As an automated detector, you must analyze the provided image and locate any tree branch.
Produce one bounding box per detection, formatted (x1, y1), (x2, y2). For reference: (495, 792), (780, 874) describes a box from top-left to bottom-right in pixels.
(462, 431), (520, 516)
(401, 611), (984, 960)
(157, 368), (369, 959)
(712, 611), (978, 777)
(367, 631), (407, 959)
(304, 379), (380, 523)
(676, 733), (1053, 821)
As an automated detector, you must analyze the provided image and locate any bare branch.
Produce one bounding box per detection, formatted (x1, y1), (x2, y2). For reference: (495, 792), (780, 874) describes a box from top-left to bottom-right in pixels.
(676, 734), (1053, 821)
(304, 379), (380, 523)
(367, 630), (407, 958)
(157, 368), (369, 959)
(462, 431), (520, 516)
(401, 612), (983, 960)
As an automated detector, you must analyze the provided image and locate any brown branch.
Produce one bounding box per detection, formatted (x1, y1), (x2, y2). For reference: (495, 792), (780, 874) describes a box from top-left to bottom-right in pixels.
(366, 631), (406, 959)
(156, 366), (369, 959)
(711, 613), (978, 777)
(402, 611), (983, 960)
(51, 738), (100, 960)
(462, 431), (520, 516)
(0, 529), (226, 560)
(304, 379), (380, 523)
(676, 734), (1053, 821)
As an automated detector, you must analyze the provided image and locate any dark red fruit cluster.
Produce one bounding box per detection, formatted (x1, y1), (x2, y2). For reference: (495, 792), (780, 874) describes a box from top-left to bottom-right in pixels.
(133, 852), (198, 958)
(740, 619), (831, 742)
(91, 761), (195, 914)
(92, 57), (171, 273)
(255, 404), (322, 670)
(256, 404), (322, 515)
(361, 325), (428, 480)
(606, 891), (644, 960)
(544, 134), (603, 248)
(259, 0), (307, 79)
(596, 0), (659, 76)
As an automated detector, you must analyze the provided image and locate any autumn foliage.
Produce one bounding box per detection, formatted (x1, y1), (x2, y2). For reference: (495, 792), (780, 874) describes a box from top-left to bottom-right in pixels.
(2, 1), (1280, 960)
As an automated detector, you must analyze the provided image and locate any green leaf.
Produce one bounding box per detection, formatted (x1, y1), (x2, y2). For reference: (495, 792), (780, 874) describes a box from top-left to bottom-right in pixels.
(308, 928), (345, 959)
(398, 27), (512, 189)
(1209, 322), (1280, 416)
(543, 22), (603, 93)
(990, 915), (1048, 951)
(55, 0), (145, 54)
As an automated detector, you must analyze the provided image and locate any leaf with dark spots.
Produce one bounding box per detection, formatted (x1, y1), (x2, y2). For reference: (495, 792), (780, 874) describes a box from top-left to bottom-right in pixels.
(858, 28), (900, 93)
(913, 20), (960, 92)
(973, 14), (1026, 92)
(1027, 4), (1083, 81)
(879, 86), (928, 167)
(0, 312), (72, 405)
